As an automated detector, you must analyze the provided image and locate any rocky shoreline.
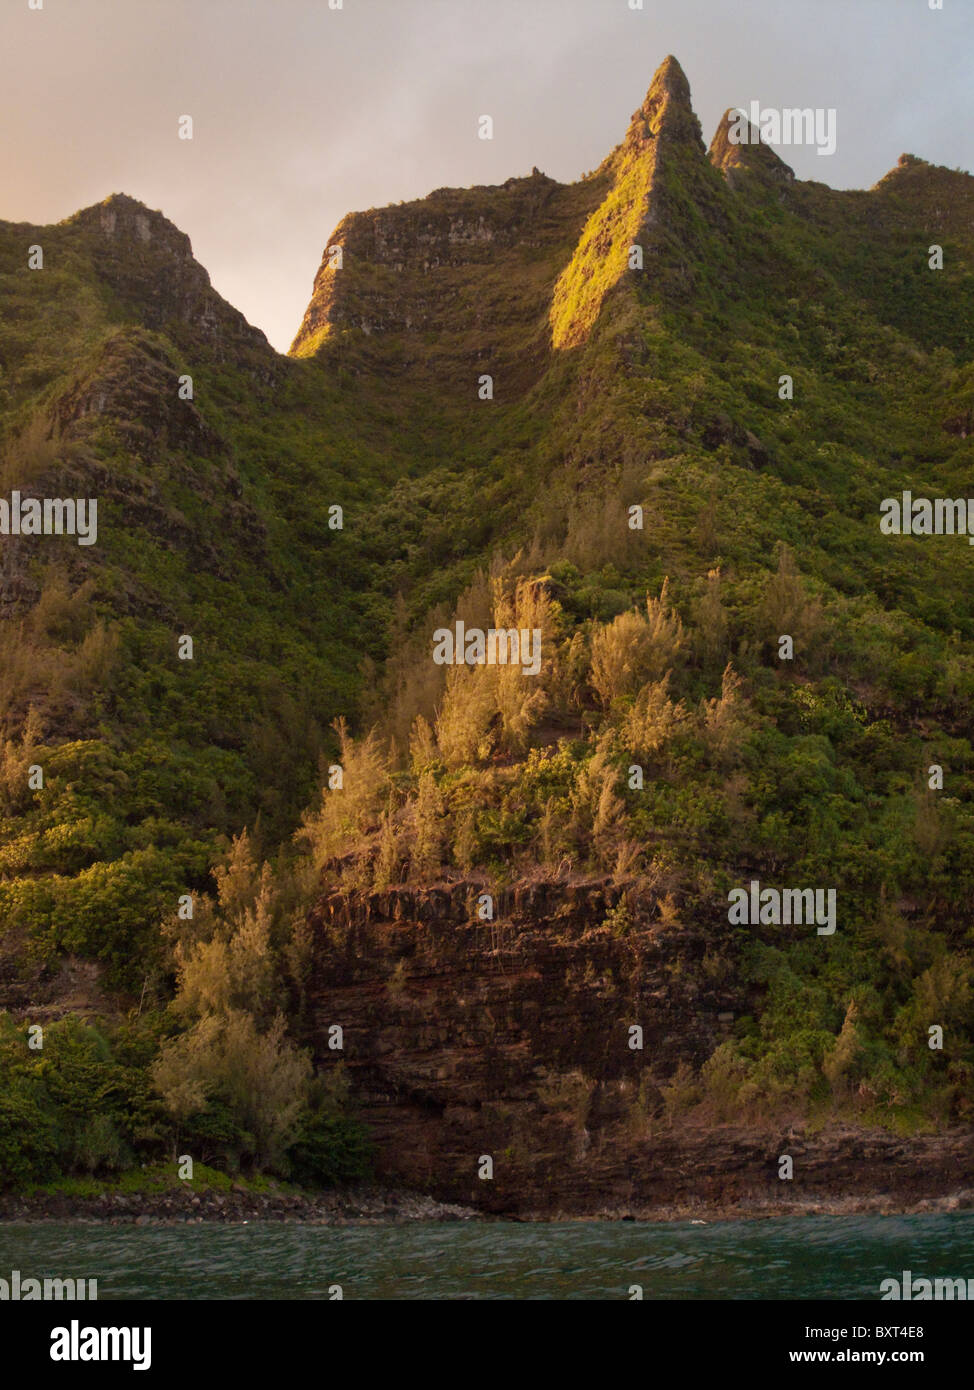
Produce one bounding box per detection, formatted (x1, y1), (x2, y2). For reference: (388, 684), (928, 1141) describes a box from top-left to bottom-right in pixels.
(571, 1189), (974, 1224)
(2, 1180), (972, 1226)
(0, 1185), (480, 1226)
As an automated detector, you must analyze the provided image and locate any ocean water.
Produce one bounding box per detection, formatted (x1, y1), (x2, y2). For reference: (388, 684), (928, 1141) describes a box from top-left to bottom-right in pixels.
(1, 1212), (973, 1300)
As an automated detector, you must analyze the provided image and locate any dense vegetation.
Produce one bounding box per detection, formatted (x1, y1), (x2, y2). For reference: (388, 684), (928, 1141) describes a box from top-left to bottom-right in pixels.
(1, 60), (972, 1188)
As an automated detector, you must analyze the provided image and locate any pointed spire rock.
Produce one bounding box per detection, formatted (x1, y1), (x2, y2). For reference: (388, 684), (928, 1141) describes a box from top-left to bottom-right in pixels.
(623, 55), (704, 155)
(550, 57), (706, 350)
(709, 108), (794, 188)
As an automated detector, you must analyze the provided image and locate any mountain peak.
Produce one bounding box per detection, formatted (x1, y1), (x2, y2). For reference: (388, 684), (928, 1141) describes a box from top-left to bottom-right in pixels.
(647, 54), (691, 104)
(548, 56), (706, 349)
(709, 108), (795, 187)
(68, 193), (190, 249)
(623, 54), (702, 154)
(58, 194), (269, 350)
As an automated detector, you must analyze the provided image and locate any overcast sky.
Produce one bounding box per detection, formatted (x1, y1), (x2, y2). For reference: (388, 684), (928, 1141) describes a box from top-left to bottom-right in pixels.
(1, 0), (970, 352)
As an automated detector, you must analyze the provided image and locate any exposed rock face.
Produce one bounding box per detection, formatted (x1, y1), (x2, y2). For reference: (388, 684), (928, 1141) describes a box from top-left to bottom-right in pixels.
(621, 53), (705, 156)
(309, 876), (744, 1213)
(289, 171), (605, 390)
(0, 951), (110, 1023)
(308, 878), (974, 1216)
(67, 195), (270, 354)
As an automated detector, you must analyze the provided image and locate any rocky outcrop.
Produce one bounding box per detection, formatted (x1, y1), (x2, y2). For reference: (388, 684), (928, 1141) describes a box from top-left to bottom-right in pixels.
(0, 950), (110, 1023)
(309, 875), (742, 1214)
(289, 170), (605, 391)
(308, 876), (974, 1216)
(67, 195), (271, 358)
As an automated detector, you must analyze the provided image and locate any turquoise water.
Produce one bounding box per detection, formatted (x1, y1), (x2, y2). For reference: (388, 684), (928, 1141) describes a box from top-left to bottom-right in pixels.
(1, 1213), (973, 1299)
